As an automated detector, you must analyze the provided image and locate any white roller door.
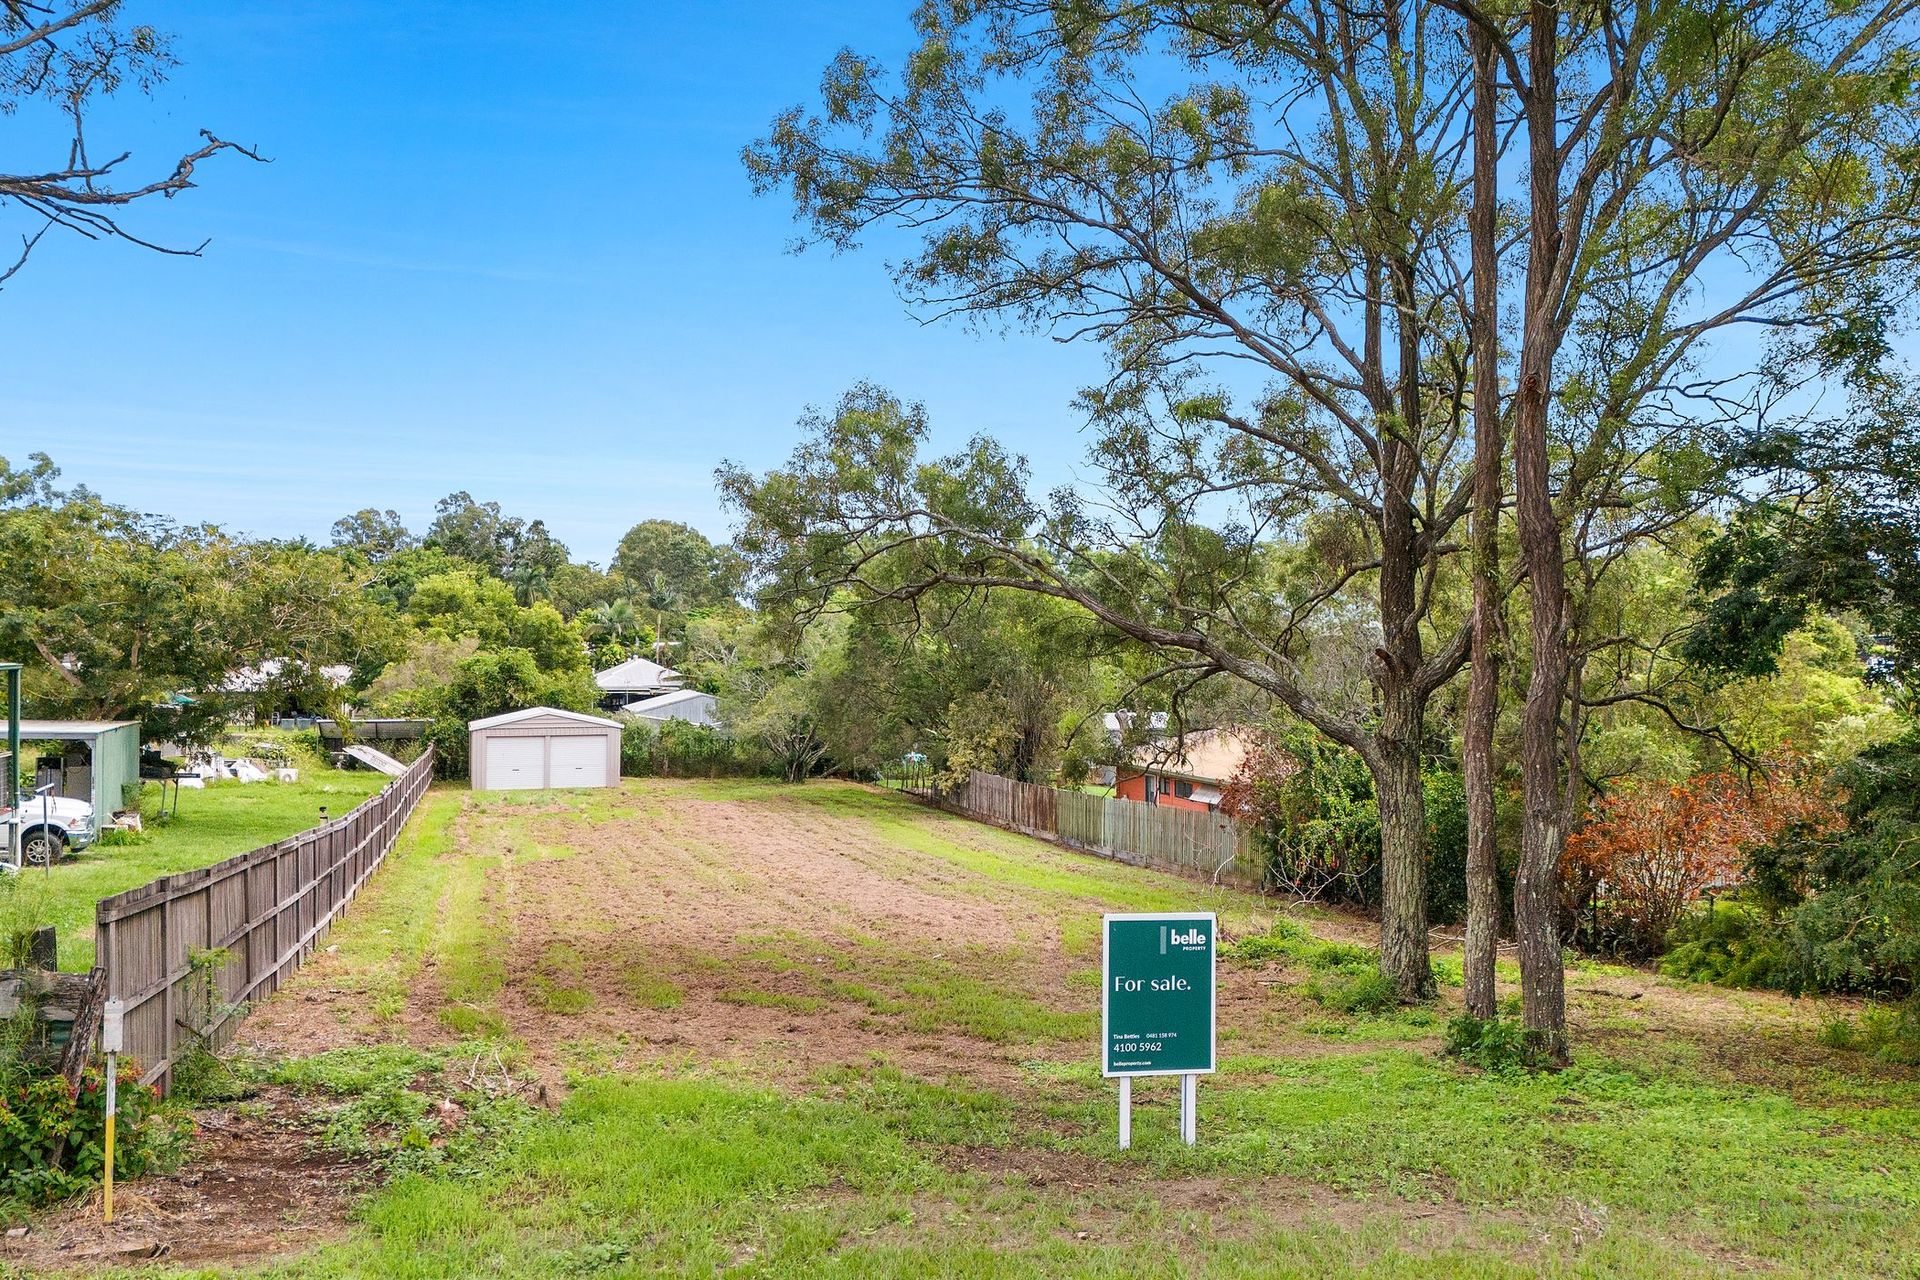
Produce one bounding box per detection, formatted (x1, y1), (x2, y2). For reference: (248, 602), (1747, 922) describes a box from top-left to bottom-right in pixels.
(484, 736), (546, 790)
(548, 735), (608, 788)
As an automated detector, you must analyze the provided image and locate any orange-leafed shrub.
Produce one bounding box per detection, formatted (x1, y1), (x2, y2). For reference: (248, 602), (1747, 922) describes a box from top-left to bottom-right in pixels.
(1564, 760), (1840, 957)
(1216, 731), (1305, 822)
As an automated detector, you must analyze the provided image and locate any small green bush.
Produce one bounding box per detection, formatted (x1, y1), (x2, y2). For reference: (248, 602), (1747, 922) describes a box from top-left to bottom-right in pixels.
(1444, 1014), (1536, 1072)
(170, 1043), (260, 1103)
(94, 827), (151, 848)
(1222, 918), (1311, 964)
(1306, 968), (1398, 1015)
(1658, 907), (1790, 988)
(1817, 1016), (1857, 1051)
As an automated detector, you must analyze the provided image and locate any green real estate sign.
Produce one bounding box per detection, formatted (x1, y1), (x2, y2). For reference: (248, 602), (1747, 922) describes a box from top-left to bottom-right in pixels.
(1102, 912), (1216, 1077)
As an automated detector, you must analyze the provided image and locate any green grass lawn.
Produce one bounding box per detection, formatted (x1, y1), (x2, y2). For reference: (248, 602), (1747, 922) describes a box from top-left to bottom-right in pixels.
(53, 779), (1920, 1279)
(14, 765), (388, 972)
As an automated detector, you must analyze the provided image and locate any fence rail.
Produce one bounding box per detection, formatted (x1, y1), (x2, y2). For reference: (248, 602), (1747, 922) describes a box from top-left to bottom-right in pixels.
(95, 747), (434, 1092)
(926, 769), (1262, 887)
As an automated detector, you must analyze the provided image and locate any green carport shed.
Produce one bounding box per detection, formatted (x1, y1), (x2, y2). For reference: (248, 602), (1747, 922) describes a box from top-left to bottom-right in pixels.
(19, 720), (142, 820)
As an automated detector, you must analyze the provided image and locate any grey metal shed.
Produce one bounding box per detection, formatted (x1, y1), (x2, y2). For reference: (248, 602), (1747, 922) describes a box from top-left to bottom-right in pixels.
(467, 707), (622, 792)
(18, 719), (142, 818)
(618, 689), (720, 728)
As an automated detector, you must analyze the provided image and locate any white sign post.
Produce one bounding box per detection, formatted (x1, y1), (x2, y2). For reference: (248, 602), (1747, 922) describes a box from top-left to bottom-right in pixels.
(1102, 912), (1216, 1149)
(101, 998), (124, 1223)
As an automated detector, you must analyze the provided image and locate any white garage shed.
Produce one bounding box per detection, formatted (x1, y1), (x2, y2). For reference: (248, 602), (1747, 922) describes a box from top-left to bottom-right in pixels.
(468, 707), (623, 792)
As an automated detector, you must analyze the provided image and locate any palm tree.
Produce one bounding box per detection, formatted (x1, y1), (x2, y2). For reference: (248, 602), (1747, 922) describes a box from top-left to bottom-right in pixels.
(586, 598), (641, 648)
(509, 562), (550, 606)
(643, 571), (682, 663)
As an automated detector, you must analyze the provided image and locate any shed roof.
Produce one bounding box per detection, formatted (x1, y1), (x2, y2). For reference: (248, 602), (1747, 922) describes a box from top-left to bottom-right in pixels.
(618, 690), (720, 729)
(594, 656), (683, 692)
(619, 689), (713, 715)
(467, 706), (623, 732)
(18, 719), (140, 740)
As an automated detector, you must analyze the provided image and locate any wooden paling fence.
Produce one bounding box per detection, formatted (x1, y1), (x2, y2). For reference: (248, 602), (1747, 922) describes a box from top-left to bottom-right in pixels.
(930, 769), (1262, 888)
(95, 748), (435, 1092)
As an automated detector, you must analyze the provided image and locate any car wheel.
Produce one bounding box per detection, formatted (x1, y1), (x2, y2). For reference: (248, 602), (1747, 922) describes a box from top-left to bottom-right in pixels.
(22, 828), (64, 867)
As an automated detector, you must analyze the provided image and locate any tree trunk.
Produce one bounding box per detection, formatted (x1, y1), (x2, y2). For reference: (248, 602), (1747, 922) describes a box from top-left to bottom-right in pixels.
(1461, 18), (1503, 1023)
(1373, 239), (1434, 1005)
(1512, 414), (1569, 1063)
(1512, 0), (1571, 1065)
(1371, 694), (1433, 1001)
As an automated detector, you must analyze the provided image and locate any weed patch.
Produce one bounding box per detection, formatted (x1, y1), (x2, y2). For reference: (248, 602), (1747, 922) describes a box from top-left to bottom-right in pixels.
(528, 942), (595, 1015)
(620, 967), (684, 1009)
(718, 987), (827, 1013)
(1817, 1007), (1920, 1064)
(1306, 968), (1401, 1015)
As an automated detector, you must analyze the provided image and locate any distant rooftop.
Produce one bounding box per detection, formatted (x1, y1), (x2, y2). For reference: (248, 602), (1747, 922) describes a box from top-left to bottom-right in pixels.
(594, 656), (684, 692)
(1129, 727), (1280, 786)
(221, 659), (351, 693)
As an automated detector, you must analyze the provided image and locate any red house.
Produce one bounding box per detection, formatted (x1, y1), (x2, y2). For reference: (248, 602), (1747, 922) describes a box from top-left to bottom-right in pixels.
(1114, 728), (1259, 813)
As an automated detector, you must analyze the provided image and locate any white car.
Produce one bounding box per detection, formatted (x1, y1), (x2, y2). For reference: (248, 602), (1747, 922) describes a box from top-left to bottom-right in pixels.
(2, 795), (97, 865)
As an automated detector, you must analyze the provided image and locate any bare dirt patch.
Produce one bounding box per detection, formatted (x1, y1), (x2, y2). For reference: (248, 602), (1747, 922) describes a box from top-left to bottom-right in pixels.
(3, 1086), (370, 1274)
(238, 962), (426, 1057)
(570, 793), (1040, 945)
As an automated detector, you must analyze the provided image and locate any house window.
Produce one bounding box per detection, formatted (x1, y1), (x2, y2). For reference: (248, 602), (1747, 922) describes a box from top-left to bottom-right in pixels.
(1174, 780), (1194, 799)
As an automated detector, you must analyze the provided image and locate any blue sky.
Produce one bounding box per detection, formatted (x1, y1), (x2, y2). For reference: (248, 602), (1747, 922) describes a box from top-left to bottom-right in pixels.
(4, 2), (1106, 564)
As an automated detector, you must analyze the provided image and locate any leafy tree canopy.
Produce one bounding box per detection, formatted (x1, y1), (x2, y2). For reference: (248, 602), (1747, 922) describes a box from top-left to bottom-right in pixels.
(611, 519), (744, 612)
(1688, 381), (1920, 689)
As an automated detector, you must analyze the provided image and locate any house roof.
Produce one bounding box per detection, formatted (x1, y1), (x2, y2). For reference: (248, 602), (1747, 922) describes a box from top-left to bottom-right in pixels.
(220, 659), (352, 693)
(467, 706), (623, 732)
(593, 656), (684, 692)
(1128, 727), (1265, 786)
(1101, 711), (1170, 736)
